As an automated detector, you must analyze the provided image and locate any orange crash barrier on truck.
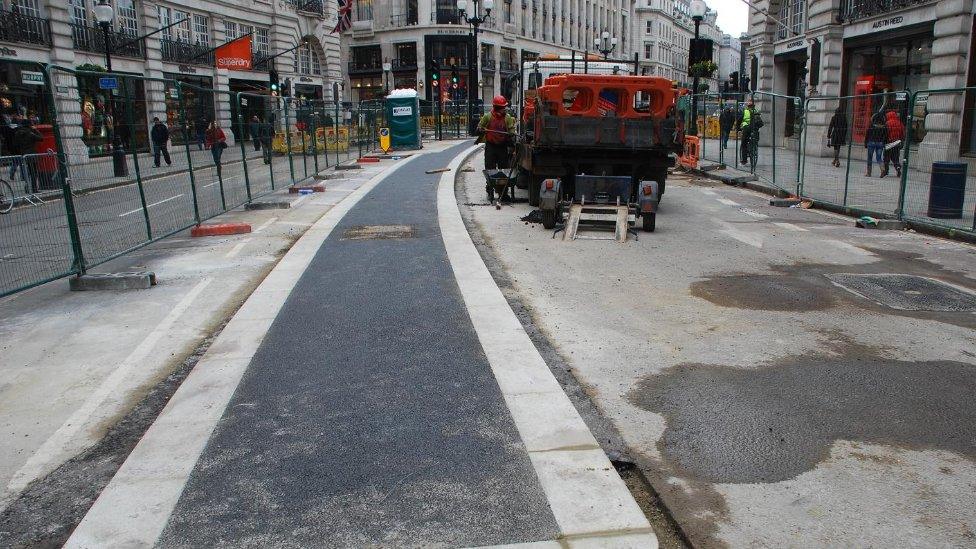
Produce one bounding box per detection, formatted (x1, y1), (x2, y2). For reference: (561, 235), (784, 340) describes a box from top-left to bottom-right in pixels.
(678, 135), (699, 170)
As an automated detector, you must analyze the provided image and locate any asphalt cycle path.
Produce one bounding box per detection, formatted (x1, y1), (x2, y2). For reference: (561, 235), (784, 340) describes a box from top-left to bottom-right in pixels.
(70, 143), (562, 547)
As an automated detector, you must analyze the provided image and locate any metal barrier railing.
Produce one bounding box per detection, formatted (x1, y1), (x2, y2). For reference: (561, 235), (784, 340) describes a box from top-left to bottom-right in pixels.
(0, 65), (406, 298)
(800, 89), (975, 234)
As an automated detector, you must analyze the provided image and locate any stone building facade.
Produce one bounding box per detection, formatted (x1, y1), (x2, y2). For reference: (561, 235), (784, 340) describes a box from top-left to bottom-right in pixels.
(745, 0), (974, 162)
(0, 0), (340, 160)
(339, 0), (634, 104)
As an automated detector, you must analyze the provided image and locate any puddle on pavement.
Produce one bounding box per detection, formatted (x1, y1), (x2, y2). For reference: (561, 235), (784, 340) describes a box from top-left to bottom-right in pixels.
(627, 339), (976, 484)
(689, 249), (976, 330)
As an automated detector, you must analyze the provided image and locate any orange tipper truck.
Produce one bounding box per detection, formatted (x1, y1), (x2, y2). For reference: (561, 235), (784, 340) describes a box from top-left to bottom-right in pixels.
(518, 73), (684, 232)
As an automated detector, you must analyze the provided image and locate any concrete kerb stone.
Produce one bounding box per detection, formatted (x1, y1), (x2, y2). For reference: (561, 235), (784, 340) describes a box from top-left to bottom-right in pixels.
(437, 145), (655, 545)
(65, 154), (421, 549)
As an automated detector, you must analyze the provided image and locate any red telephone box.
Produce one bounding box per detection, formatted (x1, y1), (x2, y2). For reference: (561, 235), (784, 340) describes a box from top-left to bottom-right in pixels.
(852, 76), (891, 144)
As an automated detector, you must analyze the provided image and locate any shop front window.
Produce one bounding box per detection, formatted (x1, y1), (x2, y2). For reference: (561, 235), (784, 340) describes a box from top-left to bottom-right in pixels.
(845, 36), (933, 97)
(162, 75), (214, 146)
(0, 62), (51, 156)
(77, 75), (148, 156)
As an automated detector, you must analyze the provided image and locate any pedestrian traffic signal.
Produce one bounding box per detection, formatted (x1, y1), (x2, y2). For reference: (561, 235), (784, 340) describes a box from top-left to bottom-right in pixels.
(431, 60), (440, 87)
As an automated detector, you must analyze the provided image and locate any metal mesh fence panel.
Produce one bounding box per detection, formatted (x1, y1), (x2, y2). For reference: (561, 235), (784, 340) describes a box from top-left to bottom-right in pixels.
(745, 91), (802, 193)
(0, 153), (78, 297)
(901, 90), (976, 231)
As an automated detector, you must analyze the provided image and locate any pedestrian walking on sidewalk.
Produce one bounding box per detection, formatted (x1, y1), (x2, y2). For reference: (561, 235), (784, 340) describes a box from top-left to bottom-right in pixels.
(9, 118), (41, 192)
(249, 116), (261, 151)
(205, 121), (227, 177)
(195, 116), (207, 151)
(864, 113), (887, 177)
(739, 101), (755, 165)
(719, 105), (734, 150)
(882, 110), (905, 178)
(150, 117), (172, 168)
(260, 118), (273, 165)
(827, 106), (848, 168)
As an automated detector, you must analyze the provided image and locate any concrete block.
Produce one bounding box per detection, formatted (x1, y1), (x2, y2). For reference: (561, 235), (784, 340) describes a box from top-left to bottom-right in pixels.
(69, 271), (157, 291)
(313, 173), (342, 180)
(856, 218), (907, 230)
(334, 164), (362, 171)
(190, 223), (252, 237)
(244, 200), (291, 210)
(770, 198), (802, 207)
(698, 161), (723, 172)
(288, 184), (326, 193)
(356, 157), (380, 163)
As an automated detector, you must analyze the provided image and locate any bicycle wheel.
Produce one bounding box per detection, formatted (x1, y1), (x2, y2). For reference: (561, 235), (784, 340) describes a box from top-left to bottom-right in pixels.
(0, 179), (13, 214)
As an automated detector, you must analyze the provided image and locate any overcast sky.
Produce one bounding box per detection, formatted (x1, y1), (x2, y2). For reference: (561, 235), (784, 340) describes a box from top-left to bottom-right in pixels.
(710, 0), (750, 37)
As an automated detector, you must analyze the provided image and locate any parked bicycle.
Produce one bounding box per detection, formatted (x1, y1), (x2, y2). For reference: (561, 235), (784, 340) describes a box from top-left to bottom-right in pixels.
(0, 177), (14, 214)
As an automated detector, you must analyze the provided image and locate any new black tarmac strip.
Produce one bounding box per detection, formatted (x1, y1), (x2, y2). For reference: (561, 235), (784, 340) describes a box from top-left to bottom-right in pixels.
(157, 143), (560, 547)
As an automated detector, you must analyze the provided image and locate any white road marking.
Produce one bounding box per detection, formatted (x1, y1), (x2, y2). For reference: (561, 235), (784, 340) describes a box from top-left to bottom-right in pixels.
(773, 222), (809, 232)
(716, 220), (763, 248)
(437, 146), (654, 541)
(7, 278), (213, 495)
(253, 217), (279, 233)
(717, 198), (741, 206)
(224, 239), (250, 259)
(825, 239), (876, 257)
(699, 188), (717, 196)
(118, 194), (183, 218)
(739, 208), (768, 219)
(290, 195), (310, 208)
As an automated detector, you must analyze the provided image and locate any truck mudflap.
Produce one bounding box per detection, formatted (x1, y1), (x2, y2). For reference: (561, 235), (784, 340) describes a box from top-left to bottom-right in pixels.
(639, 180), (660, 213)
(539, 178), (561, 211)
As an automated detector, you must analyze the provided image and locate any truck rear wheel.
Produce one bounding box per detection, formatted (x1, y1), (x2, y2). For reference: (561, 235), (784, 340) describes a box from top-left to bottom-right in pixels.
(529, 176), (541, 207)
(642, 212), (656, 232)
(542, 209), (557, 229)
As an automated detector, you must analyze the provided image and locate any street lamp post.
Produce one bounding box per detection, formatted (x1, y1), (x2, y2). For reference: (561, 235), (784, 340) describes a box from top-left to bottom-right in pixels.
(689, 0), (707, 137)
(594, 30), (617, 59)
(382, 61), (392, 95)
(93, 0), (128, 177)
(457, 0), (493, 135)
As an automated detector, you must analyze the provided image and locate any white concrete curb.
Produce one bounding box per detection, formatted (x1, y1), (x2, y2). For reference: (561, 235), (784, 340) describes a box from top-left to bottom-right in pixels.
(65, 155), (423, 549)
(438, 146), (658, 549)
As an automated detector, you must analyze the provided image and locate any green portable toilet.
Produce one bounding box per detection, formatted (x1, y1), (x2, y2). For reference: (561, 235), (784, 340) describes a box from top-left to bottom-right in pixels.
(385, 89), (421, 150)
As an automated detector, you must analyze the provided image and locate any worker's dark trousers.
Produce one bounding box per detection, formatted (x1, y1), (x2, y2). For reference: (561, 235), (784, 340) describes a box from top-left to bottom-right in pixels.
(484, 143), (510, 170)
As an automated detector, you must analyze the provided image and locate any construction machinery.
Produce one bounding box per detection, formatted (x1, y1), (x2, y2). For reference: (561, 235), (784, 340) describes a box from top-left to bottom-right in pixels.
(516, 72), (684, 237)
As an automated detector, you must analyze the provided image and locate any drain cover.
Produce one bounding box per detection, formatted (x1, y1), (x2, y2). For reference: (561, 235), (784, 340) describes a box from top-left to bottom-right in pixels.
(826, 273), (976, 312)
(341, 225), (415, 240)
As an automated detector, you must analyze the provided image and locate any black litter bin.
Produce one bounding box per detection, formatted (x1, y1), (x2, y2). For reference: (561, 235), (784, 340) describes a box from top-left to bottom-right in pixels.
(927, 161), (967, 219)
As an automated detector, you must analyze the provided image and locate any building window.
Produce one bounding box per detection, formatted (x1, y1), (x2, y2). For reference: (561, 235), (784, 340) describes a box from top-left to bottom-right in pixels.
(175, 11), (191, 42)
(157, 6), (172, 39)
(357, 0), (374, 20)
(193, 14), (210, 48)
(70, 0), (87, 25)
(295, 43), (323, 75)
(254, 27), (269, 56)
(117, 0), (138, 35)
(504, 0), (512, 23)
(11, 0), (40, 17)
(778, 0), (804, 39)
(646, 20), (651, 34)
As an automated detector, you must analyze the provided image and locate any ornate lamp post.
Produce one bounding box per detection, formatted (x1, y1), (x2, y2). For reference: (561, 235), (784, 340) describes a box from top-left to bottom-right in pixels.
(594, 30), (617, 59)
(93, 0), (128, 176)
(689, 0), (707, 136)
(457, 0), (493, 135)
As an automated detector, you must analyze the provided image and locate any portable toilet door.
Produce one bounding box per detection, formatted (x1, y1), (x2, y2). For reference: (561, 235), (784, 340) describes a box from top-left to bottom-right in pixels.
(384, 89), (421, 150)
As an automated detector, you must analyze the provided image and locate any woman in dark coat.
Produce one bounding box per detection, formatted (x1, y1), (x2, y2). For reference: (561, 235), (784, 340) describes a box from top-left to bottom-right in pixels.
(826, 106), (848, 168)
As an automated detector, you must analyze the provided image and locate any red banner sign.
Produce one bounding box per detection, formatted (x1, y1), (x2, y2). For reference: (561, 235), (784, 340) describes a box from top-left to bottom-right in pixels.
(216, 35), (253, 70)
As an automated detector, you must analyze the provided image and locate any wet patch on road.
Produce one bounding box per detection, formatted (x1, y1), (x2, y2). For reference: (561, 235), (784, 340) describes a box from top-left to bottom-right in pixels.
(690, 273), (834, 311)
(627, 339), (976, 484)
(689, 249), (976, 329)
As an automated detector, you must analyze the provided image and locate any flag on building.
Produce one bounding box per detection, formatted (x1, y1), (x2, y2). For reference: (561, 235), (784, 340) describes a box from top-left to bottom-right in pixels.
(332, 0), (352, 33)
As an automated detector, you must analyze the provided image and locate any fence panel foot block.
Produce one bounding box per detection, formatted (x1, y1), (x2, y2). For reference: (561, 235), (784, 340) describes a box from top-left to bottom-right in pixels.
(191, 223), (252, 237)
(289, 184), (326, 194)
(245, 200), (292, 210)
(69, 272), (157, 291)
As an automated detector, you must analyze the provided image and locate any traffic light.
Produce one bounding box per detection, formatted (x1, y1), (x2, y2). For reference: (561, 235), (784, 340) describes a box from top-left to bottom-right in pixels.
(451, 65), (458, 90)
(270, 69), (280, 97)
(283, 77), (292, 97)
(431, 59), (440, 88)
